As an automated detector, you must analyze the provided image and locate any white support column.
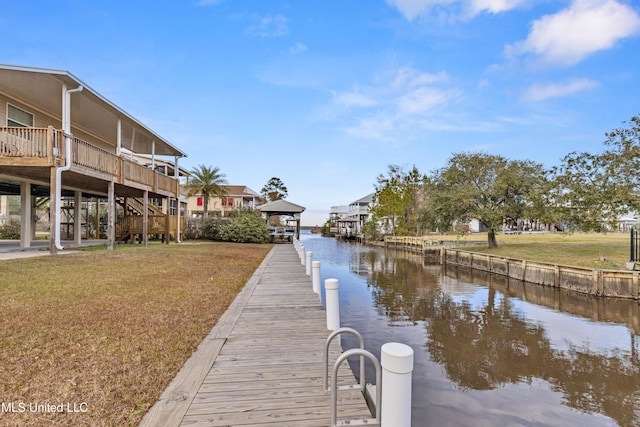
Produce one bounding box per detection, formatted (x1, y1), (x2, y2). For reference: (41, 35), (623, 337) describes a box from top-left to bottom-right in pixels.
(0, 196), (8, 223)
(130, 128), (136, 159)
(107, 182), (115, 250)
(49, 168), (58, 254)
(143, 190), (149, 246)
(151, 141), (156, 169)
(74, 191), (82, 246)
(20, 182), (31, 249)
(174, 156), (181, 243)
(116, 118), (122, 156)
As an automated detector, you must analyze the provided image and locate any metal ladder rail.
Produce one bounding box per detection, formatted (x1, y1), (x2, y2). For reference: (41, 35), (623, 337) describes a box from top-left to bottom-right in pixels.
(324, 327), (381, 427)
(331, 348), (381, 426)
(323, 327), (366, 393)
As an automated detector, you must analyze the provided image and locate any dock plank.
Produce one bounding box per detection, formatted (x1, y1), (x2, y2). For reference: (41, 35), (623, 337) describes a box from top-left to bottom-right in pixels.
(140, 244), (372, 427)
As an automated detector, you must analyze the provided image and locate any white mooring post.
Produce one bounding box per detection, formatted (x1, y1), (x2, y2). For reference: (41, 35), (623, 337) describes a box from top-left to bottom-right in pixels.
(300, 245), (305, 265)
(381, 342), (414, 427)
(306, 251), (313, 276)
(325, 278), (340, 330)
(312, 261), (321, 295)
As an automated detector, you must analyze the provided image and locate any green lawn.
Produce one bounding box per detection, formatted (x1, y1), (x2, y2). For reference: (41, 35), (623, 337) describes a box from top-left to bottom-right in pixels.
(453, 232), (630, 270)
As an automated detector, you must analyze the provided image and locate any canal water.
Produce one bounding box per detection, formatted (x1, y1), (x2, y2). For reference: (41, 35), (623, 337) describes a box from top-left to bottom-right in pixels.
(299, 232), (640, 427)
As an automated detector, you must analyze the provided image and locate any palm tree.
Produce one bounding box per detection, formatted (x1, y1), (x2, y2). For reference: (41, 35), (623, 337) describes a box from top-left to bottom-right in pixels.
(184, 165), (228, 218)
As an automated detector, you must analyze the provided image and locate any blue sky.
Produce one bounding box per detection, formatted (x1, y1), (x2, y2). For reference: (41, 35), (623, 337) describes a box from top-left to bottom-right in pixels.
(2, 0), (640, 225)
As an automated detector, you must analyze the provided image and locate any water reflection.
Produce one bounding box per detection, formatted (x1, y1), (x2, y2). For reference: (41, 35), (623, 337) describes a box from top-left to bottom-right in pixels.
(301, 234), (640, 426)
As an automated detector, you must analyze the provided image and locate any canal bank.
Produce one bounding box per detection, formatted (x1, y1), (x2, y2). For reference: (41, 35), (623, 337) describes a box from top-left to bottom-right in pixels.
(384, 236), (640, 300)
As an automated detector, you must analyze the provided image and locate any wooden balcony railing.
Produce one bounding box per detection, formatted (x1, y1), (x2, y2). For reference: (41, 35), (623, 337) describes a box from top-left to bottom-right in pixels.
(0, 126), (179, 195)
(0, 126), (61, 160)
(72, 136), (121, 176)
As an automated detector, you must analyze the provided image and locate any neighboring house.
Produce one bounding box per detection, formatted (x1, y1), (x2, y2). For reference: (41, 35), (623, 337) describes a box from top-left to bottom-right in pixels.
(0, 64), (188, 253)
(186, 185), (263, 218)
(617, 213), (638, 232)
(328, 205), (349, 233)
(333, 193), (373, 238)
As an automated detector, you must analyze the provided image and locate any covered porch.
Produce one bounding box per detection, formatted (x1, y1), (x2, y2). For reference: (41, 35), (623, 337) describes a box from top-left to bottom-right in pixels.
(0, 65), (188, 254)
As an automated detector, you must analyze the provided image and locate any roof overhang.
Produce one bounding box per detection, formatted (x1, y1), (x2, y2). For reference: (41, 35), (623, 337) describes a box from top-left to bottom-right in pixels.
(256, 199), (306, 215)
(0, 64), (186, 158)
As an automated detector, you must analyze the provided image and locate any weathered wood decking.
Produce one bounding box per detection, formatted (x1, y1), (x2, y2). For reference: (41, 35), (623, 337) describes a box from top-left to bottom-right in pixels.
(140, 244), (372, 427)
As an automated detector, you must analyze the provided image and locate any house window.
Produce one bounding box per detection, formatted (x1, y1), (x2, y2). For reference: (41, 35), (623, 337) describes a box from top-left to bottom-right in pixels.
(169, 198), (177, 216)
(222, 198), (234, 207)
(7, 104), (34, 128)
(196, 197), (203, 207)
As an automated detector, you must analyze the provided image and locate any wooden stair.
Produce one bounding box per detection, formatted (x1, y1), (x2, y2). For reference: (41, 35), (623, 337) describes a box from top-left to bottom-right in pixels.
(115, 197), (167, 242)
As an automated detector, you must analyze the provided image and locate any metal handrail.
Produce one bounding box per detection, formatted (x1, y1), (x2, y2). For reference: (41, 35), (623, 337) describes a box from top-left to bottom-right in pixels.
(331, 348), (381, 427)
(323, 327), (365, 393)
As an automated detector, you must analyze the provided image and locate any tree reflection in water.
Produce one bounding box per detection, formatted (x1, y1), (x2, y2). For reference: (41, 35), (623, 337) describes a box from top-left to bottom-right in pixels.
(364, 248), (640, 427)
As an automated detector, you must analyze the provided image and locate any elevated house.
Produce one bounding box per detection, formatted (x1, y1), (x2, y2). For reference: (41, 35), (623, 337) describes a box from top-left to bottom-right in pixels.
(0, 64), (188, 253)
(186, 185), (263, 218)
(328, 205), (349, 234)
(334, 193), (373, 238)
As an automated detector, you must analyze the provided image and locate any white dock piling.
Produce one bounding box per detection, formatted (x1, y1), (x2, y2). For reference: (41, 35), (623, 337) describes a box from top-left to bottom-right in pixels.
(325, 278), (340, 331)
(381, 342), (414, 427)
(312, 261), (321, 295)
(306, 251), (313, 276)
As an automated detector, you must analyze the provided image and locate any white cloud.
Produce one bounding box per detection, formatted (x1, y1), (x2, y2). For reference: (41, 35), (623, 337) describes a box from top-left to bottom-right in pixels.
(521, 78), (599, 101)
(397, 87), (452, 114)
(330, 66), (459, 142)
(333, 91), (378, 107)
(289, 42), (308, 55)
(195, 0), (223, 5)
(392, 67), (449, 89)
(386, 0), (449, 21)
(469, 0), (528, 15)
(507, 0), (640, 67)
(386, 0), (525, 20)
(245, 14), (289, 38)
(345, 115), (396, 142)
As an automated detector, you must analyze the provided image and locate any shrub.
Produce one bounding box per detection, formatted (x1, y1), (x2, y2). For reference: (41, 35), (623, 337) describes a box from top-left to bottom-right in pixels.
(183, 217), (204, 240)
(0, 218), (21, 239)
(218, 211), (271, 243)
(201, 217), (225, 241)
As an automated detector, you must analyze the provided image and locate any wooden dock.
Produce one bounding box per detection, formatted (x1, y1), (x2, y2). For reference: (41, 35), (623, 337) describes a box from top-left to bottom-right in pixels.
(140, 244), (373, 427)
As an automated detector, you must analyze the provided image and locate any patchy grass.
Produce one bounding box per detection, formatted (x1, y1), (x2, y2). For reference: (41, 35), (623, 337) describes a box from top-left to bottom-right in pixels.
(0, 242), (271, 426)
(455, 232), (630, 269)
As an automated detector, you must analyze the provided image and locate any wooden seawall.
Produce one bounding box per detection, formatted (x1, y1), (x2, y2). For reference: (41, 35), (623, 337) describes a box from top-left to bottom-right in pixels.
(140, 244), (372, 427)
(384, 236), (640, 299)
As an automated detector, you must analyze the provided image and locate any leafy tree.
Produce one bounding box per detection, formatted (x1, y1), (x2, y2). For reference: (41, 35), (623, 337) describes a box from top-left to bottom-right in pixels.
(429, 152), (546, 247)
(370, 164), (426, 235)
(261, 177), (288, 202)
(417, 175), (456, 234)
(548, 114), (640, 231)
(601, 114), (640, 214)
(184, 165), (228, 218)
